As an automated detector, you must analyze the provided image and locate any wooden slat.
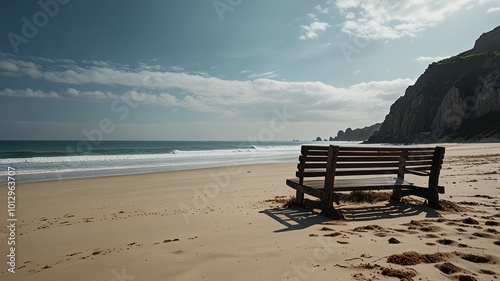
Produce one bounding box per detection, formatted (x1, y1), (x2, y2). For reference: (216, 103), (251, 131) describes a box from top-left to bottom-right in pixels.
(337, 156), (401, 162)
(335, 169), (399, 176)
(406, 160), (433, 166)
(333, 185), (398, 192)
(299, 155), (328, 162)
(408, 155), (434, 161)
(336, 162), (400, 169)
(296, 171), (327, 177)
(301, 145), (329, 151)
(407, 166), (431, 171)
(297, 161), (432, 169)
(299, 163), (328, 169)
(287, 177), (413, 190)
(302, 150), (329, 156)
(406, 169), (430, 176)
(407, 151), (435, 156)
(336, 146), (435, 151)
(338, 151), (402, 156)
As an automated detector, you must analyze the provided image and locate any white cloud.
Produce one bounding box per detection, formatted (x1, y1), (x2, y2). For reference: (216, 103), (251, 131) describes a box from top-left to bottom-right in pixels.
(0, 54), (416, 122)
(247, 71), (279, 79)
(0, 60), (20, 72)
(487, 7), (500, 12)
(169, 65), (184, 72)
(0, 88), (60, 99)
(335, 0), (475, 40)
(307, 13), (319, 21)
(299, 21), (331, 40)
(315, 4), (329, 14)
(414, 56), (449, 63)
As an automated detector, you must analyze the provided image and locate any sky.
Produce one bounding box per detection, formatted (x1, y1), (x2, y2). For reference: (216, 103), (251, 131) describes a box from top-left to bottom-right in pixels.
(0, 0), (499, 141)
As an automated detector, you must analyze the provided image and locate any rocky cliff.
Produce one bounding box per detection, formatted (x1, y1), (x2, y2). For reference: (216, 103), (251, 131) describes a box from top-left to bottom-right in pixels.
(333, 123), (382, 141)
(368, 26), (500, 143)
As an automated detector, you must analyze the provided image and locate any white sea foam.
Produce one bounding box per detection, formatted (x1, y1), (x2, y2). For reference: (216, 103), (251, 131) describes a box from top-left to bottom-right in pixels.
(0, 144), (305, 183)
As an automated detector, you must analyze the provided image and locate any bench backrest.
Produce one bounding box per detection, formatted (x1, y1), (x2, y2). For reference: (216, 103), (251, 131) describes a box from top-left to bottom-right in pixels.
(296, 145), (444, 181)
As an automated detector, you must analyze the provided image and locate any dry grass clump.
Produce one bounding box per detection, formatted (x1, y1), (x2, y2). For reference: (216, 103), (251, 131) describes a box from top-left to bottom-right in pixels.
(264, 195), (296, 207)
(437, 200), (467, 212)
(457, 253), (492, 263)
(354, 263), (380, 269)
(380, 267), (417, 281)
(387, 251), (450, 266)
(353, 224), (385, 232)
(336, 191), (391, 204)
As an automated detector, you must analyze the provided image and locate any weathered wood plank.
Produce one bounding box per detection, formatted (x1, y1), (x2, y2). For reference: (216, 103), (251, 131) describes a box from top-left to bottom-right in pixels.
(338, 151), (402, 156)
(296, 171), (327, 177)
(337, 156), (401, 162)
(299, 155), (328, 162)
(337, 146), (435, 151)
(336, 162), (400, 169)
(302, 150), (329, 156)
(299, 163), (328, 169)
(334, 169), (400, 176)
(406, 169), (430, 176)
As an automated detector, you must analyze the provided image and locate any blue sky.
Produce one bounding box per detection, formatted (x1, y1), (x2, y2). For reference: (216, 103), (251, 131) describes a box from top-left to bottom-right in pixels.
(0, 0), (499, 141)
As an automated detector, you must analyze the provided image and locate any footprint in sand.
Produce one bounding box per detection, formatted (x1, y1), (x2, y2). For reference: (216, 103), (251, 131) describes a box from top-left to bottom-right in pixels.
(462, 217), (479, 225)
(485, 220), (500, 226)
(388, 237), (401, 244)
(456, 253), (496, 264)
(472, 232), (493, 238)
(324, 232), (342, 237)
(435, 262), (467, 275)
(163, 238), (180, 243)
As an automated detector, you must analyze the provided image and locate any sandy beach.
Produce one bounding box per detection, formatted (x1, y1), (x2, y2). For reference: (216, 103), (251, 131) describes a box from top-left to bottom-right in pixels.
(0, 143), (499, 281)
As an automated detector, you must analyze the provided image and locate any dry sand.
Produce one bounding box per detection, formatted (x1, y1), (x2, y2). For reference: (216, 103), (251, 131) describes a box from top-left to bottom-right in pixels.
(0, 143), (498, 281)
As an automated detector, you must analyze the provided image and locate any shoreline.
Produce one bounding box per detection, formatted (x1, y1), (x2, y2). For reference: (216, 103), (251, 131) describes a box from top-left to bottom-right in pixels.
(3, 142), (498, 185)
(0, 143), (498, 280)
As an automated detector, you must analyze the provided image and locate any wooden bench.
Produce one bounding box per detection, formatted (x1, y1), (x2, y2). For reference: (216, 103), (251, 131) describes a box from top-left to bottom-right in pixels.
(285, 145), (445, 218)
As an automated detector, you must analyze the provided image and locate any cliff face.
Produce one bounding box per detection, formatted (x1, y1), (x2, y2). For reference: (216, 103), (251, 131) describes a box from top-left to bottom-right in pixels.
(333, 123), (381, 141)
(368, 26), (500, 143)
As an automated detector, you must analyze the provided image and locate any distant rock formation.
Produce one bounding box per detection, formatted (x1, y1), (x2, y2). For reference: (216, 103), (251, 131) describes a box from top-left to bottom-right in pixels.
(368, 26), (500, 143)
(332, 123), (382, 141)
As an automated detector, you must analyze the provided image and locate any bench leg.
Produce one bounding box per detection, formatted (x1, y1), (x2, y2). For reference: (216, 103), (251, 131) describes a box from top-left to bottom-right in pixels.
(295, 190), (304, 207)
(391, 187), (402, 201)
(428, 185), (439, 206)
(321, 195), (343, 219)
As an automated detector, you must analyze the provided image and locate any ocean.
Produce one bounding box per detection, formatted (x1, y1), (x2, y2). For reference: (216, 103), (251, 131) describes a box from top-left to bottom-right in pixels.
(0, 140), (362, 184)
